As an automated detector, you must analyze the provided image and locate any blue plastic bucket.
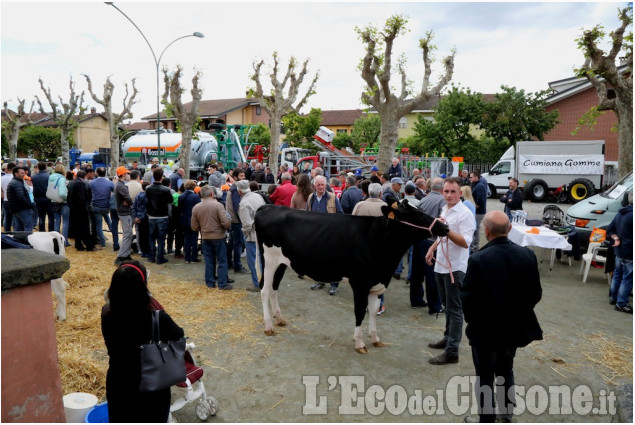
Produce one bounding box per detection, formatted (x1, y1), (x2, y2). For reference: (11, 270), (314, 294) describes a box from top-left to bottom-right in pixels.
(84, 402), (108, 423)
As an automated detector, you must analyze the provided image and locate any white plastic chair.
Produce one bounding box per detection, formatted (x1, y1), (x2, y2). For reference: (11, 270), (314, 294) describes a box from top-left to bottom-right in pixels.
(579, 242), (608, 283)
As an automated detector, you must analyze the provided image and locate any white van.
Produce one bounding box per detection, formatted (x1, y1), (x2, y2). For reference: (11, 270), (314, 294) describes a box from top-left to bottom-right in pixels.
(565, 171), (633, 244)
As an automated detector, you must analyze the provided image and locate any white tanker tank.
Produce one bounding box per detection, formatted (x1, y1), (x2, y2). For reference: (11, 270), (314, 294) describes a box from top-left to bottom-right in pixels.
(121, 130), (219, 178)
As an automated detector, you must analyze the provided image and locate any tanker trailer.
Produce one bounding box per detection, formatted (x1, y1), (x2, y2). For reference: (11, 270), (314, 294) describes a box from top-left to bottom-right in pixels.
(121, 131), (218, 179)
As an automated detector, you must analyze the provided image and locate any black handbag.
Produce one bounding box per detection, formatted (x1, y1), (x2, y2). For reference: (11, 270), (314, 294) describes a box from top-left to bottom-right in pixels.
(139, 310), (186, 392)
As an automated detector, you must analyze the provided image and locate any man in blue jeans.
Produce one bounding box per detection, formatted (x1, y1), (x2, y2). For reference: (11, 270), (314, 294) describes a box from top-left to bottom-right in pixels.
(608, 191), (633, 314)
(191, 185), (232, 289)
(145, 168), (173, 264)
(425, 177), (475, 365)
(237, 180), (265, 292)
(225, 168), (249, 274)
(90, 167), (114, 247)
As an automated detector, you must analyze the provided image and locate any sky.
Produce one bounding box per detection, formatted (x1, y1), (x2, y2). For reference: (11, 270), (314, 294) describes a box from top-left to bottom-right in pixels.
(1, 1), (627, 123)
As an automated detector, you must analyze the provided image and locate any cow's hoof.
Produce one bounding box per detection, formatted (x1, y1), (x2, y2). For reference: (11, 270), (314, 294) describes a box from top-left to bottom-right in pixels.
(372, 341), (386, 348)
(264, 330), (275, 336)
(275, 320), (287, 327)
(355, 347), (369, 354)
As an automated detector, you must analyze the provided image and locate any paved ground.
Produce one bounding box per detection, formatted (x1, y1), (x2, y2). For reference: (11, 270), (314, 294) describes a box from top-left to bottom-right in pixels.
(150, 199), (632, 422)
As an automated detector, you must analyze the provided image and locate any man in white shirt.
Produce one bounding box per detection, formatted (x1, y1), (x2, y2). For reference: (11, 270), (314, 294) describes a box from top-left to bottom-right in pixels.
(425, 177), (476, 365)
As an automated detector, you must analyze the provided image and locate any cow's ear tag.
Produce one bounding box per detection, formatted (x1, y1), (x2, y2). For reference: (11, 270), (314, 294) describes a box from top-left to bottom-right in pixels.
(391, 202), (399, 210)
(387, 211), (395, 219)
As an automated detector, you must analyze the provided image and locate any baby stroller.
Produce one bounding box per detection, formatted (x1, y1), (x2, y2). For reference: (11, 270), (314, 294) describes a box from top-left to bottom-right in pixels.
(542, 204), (565, 229)
(169, 343), (219, 422)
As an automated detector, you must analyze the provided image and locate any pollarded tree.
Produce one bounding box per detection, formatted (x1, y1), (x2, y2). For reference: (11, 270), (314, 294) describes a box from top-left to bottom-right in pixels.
(2, 99), (35, 162)
(162, 65), (203, 175)
(357, 14), (454, 171)
(576, 6), (633, 178)
(35, 77), (85, 168)
(83, 75), (138, 169)
(249, 51), (319, 173)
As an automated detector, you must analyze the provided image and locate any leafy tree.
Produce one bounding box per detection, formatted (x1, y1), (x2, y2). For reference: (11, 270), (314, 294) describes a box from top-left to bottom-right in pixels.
(357, 14), (454, 171)
(245, 123), (271, 148)
(162, 65), (203, 174)
(333, 132), (355, 151)
(18, 126), (61, 160)
(83, 74), (138, 168)
(576, 5), (633, 178)
(249, 52), (319, 172)
(350, 114), (381, 150)
(281, 108), (322, 150)
(481, 86), (559, 145)
(409, 86), (484, 159)
(35, 77), (85, 168)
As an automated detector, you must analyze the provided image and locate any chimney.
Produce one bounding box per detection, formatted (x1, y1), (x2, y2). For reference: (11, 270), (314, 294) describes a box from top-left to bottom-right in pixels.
(90, 107), (96, 114)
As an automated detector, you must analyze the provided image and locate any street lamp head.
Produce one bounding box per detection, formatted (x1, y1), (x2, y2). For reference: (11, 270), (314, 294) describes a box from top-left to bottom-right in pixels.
(193, 32), (205, 38)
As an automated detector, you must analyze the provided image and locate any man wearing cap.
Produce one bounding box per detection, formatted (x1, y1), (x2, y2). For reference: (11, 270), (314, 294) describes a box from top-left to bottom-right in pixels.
(114, 166), (133, 265)
(237, 179), (266, 292)
(370, 165), (380, 179)
(382, 177), (403, 203)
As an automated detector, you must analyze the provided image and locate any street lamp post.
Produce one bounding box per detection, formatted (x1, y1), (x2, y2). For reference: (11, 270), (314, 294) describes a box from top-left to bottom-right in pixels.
(106, 2), (204, 164)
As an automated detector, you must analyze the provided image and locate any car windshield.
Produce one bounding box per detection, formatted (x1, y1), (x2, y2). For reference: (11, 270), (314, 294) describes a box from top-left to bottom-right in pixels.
(601, 172), (633, 199)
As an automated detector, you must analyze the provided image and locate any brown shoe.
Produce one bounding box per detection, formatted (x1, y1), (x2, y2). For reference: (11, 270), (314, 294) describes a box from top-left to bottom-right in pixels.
(428, 351), (458, 365)
(427, 339), (447, 349)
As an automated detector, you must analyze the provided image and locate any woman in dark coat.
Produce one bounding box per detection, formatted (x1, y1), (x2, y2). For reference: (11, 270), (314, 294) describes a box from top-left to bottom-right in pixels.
(178, 180), (201, 263)
(101, 260), (184, 422)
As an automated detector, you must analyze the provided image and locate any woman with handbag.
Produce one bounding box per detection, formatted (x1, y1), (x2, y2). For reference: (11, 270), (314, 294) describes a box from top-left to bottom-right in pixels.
(47, 164), (71, 247)
(101, 260), (184, 422)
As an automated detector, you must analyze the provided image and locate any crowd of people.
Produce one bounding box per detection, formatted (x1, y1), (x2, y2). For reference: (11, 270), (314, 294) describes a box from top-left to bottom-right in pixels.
(4, 154), (631, 423)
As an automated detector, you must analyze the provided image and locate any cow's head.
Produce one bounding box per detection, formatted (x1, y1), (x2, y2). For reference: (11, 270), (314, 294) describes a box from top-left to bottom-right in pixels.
(381, 196), (449, 238)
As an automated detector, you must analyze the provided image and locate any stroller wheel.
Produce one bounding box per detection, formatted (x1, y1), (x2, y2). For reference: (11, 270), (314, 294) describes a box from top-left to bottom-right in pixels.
(206, 396), (219, 416)
(195, 402), (210, 421)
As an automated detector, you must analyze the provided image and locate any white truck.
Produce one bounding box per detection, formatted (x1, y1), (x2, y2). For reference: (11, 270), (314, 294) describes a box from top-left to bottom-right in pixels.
(482, 140), (605, 203)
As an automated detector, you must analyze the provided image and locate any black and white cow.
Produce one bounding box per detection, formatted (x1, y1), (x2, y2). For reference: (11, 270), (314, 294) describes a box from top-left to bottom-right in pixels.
(254, 197), (449, 353)
(27, 231), (69, 321)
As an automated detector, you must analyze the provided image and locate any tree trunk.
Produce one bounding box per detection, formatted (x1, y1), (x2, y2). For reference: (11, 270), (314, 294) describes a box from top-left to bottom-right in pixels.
(108, 111), (120, 170)
(60, 129), (69, 168)
(616, 101), (633, 179)
(180, 123), (193, 176)
(268, 111), (282, 173)
(376, 108), (400, 172)
(9, 131), (18, 163)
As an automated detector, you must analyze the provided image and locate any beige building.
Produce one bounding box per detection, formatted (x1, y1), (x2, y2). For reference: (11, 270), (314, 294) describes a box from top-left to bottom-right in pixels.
(36, 110), (111, 153)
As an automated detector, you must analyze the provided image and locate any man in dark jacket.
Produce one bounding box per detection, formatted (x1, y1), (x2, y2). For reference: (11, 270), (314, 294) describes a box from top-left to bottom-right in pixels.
(340, 175), (364, 214)
(32, 162), (54, 231)
(461, 210), (542, 423)
(500, 177), (523, 219)
(607, 191), (633, 313)
(470, 170), (488, 252)
(145, 168), (173, 264)
(387, 157), (402, 179)
(7, 166), (35, 231)
(68, 170), (95, 250)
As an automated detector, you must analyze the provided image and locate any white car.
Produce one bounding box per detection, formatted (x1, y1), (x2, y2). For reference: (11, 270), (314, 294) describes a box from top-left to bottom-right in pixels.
(565, 171), (633, 246)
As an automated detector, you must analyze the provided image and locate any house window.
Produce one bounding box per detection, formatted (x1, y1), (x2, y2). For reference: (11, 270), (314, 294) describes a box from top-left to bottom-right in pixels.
(337, 129), (348, 134)
(398, 117), (407, 129)
(256, 105), (261, 116)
